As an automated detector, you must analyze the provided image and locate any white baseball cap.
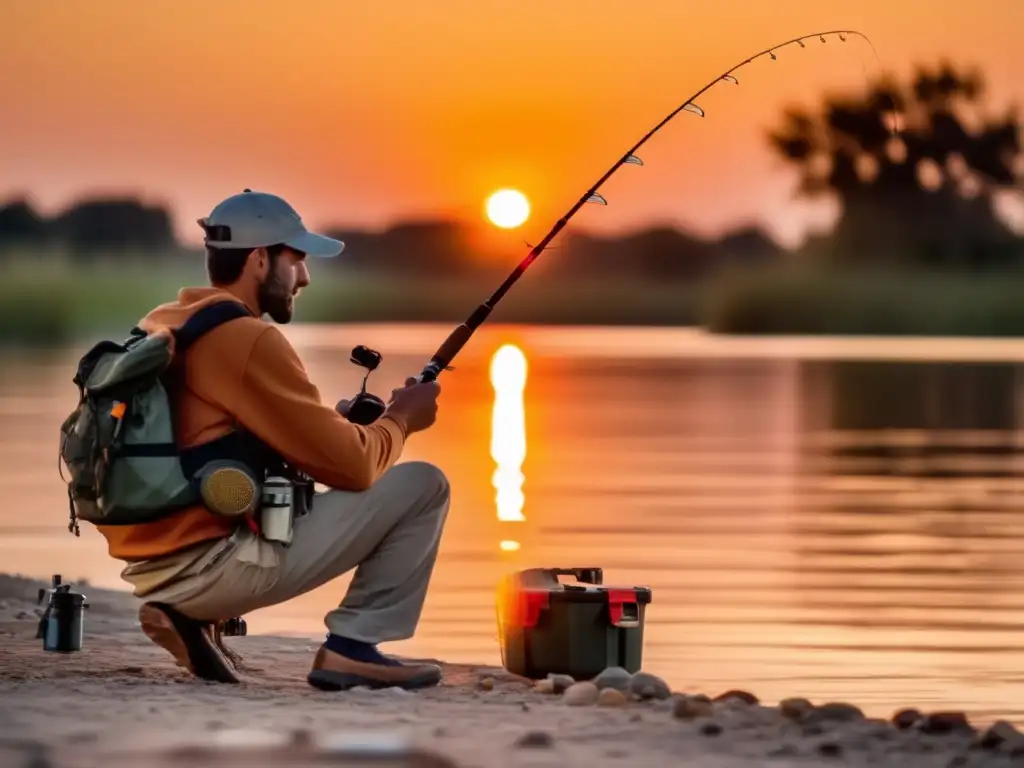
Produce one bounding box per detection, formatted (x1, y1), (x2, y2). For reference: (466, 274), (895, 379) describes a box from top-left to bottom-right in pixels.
(197, 189), (344, 258)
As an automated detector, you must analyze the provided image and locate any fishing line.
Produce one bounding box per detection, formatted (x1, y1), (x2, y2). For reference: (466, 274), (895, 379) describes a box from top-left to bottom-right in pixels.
(345, 30), (895, 424)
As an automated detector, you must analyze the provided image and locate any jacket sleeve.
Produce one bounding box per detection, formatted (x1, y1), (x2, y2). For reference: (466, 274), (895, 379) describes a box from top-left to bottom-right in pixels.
(224, 325), (408, 490)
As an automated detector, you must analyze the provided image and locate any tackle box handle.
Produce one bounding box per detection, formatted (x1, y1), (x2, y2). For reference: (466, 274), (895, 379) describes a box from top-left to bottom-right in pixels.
(544, 567), (603, 585)
(509, 567), (605, 592)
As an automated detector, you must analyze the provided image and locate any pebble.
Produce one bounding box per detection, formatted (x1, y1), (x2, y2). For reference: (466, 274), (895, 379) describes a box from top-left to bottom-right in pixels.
(533, 679), (556, 694)
(803, 702), (864, 725)
(672, 696), (714, 720)
(15, 611), (32, 620)
(779, 697), (814, 720)
(699, 721), (723, 737)
(916, 712), (971, 734)
(548, 674), (575, 694)
(564, 682), (600, 706)
(817, 741), (843, 757)
(515, 731), (554, 748)
(892, 708), (923, 730)
(713, 689), (759, 706)
(628, 672), (671, 701)
(592, 667), (632, 692)
(975, 720), (1019, 749)
(478, 677), (495, 692)
(289, 729), (314, 748)
(597, 688), (627, 707)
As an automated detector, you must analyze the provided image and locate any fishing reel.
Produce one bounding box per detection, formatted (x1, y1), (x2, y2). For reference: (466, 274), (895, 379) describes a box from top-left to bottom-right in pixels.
(343, 345), (387, 425)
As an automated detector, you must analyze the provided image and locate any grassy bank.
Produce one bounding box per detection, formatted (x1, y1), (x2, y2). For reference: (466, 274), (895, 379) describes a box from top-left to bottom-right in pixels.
(0, 254), (703, 347)
(2, 253), (1024, 346)
(701, 264), (1024, 336)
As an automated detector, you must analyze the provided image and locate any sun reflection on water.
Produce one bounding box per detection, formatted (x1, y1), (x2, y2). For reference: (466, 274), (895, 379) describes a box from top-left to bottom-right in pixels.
(489, 344), (528, 551)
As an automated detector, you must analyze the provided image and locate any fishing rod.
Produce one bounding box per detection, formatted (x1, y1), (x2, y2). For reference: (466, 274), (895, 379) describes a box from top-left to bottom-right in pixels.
(344, 29), (888, 425)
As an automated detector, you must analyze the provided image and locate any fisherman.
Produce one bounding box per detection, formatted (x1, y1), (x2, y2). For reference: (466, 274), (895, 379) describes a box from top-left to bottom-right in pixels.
(102, 189), (450, 691)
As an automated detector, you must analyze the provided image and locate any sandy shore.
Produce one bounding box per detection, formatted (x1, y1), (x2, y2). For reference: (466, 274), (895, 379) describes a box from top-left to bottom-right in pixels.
(1, 572), (1021, 768)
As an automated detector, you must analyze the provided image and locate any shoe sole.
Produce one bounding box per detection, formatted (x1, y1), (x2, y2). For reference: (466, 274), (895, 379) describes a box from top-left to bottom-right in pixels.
(306, 667), (442, 692)
(139, 603), (240, 684)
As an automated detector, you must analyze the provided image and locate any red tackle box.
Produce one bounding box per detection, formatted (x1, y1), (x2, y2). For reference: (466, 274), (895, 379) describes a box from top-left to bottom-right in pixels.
(495, 567), (652, 680)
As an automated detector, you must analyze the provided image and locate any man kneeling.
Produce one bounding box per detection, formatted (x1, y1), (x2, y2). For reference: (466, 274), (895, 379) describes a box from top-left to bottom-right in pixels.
(86, 190), (449, 690)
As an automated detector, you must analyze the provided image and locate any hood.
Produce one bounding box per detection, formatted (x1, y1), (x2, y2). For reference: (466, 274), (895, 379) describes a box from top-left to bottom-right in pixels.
(137, 287), (258, 335)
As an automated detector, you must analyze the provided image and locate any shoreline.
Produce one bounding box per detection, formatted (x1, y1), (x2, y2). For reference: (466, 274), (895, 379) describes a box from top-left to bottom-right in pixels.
(1, 573), (1022, 767)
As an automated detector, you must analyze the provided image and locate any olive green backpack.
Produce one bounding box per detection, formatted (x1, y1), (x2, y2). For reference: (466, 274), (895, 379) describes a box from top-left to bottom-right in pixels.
(58, 301), (253, 535)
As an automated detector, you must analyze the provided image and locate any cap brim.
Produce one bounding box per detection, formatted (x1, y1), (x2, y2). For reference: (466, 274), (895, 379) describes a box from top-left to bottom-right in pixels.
(285, 230), (345, 258)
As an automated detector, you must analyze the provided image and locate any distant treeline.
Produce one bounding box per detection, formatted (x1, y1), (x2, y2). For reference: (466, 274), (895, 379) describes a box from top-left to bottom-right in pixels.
(0, 197), (180, 254)
(5, 189), (1024, 286)
(0, 195), (785, 282)
(325, 218), (785, 281)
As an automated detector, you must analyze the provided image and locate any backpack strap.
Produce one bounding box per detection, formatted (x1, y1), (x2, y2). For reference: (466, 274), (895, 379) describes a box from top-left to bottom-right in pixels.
(169, 300), (276, 478)
(174, 300), (255, 355)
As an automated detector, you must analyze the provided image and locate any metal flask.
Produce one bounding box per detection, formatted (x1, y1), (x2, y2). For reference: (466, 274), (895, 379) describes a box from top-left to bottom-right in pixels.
(36, 574), (88, 652)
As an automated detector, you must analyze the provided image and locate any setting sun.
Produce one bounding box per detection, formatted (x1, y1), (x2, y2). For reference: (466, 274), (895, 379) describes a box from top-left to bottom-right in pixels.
(485, 189), (530, 229)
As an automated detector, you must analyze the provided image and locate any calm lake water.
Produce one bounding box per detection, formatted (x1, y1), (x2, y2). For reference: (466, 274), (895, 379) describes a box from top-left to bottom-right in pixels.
(4, 323), (1024, 723)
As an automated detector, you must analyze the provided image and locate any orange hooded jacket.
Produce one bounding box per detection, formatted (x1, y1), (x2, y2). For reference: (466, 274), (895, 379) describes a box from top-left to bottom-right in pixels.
(95, 287), (408, 561)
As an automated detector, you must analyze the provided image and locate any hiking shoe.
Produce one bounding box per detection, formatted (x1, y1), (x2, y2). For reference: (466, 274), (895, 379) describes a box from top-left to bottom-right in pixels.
(139, 602), (240, 684)
(307, 646), (442, 691)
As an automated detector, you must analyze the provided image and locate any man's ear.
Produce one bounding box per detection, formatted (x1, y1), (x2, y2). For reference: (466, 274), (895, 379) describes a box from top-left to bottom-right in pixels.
(250, 247), (268, 277)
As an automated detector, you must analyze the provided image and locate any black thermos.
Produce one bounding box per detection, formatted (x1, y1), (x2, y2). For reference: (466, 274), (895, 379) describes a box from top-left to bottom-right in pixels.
(36, 574), (87, 652)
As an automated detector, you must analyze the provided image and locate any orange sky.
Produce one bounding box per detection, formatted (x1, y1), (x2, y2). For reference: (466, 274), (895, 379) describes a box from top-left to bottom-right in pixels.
(1, 0), (1022, 249)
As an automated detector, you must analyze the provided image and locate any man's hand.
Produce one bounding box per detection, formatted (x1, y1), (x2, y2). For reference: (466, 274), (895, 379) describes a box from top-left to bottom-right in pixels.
(385, 377), (440, 434)
(335, 398), (351, 417)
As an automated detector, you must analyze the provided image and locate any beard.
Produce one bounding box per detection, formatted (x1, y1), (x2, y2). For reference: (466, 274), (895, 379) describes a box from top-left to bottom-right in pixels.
(257, 269), (295, 323)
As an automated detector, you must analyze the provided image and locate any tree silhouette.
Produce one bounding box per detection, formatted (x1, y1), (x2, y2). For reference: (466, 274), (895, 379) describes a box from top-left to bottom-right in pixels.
(0, 197), (178, 258)
(770, 61), (1023, 268)
(0, 198), (49, 251)
(55, 198), (177, 255)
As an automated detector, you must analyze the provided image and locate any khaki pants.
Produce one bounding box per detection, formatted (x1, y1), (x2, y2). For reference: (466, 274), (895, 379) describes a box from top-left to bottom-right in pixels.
(121, 461), (451, 644)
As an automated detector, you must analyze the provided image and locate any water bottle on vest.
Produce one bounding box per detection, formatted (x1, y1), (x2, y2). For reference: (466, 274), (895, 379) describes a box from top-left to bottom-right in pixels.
(260, 474), (295, 545)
